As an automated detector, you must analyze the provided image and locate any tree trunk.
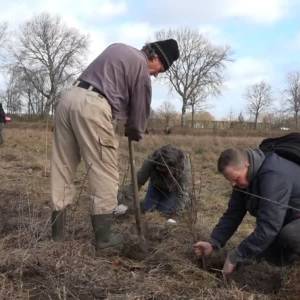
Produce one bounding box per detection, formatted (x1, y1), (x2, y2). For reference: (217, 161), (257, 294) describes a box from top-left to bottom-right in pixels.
(254, 112), (259, 129)
(44, 95), (54, 116)
(44, 103), (51, 116)
(27, 93), (35, 115)
(191, 103), (195, 128)
(181, 103), (186, 128)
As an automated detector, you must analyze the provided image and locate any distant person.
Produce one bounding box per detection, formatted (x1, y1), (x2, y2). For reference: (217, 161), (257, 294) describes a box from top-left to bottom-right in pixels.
(194, 147), (300, 276)
(118, 145), (191, 219)
(51, 39), (179, 253)
(0, 103), (6, 145)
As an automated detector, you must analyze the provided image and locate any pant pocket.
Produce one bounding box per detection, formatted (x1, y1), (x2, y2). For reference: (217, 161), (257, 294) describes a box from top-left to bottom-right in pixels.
(98, 136), (119, 167)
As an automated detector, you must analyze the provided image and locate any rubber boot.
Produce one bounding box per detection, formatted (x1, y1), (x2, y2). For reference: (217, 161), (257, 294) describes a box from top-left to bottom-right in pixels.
(91, 214), (122, 251)
(51, 210), (66, 241)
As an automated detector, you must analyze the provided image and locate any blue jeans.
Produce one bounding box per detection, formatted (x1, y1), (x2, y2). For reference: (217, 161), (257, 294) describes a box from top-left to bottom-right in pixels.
(142, 184), (177, 215)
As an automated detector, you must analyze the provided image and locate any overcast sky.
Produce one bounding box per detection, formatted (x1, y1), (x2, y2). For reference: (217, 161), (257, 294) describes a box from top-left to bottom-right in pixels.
(1, 0), (300, 119)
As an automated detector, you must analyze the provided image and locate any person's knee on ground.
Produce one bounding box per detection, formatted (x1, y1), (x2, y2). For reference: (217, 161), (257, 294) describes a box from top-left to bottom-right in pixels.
(263, 219), (300, 266)
(142, 184), (161, 212)
(276, 219), (300, 264)
(142, 184), (178, 219)
(156, 192), (177, 216)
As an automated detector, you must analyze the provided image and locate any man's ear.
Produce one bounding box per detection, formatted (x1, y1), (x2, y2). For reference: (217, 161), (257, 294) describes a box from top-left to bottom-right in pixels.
(244, 161), (250, 168)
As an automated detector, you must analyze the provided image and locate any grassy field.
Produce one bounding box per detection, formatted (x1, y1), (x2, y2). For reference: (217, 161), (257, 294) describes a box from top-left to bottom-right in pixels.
(0, 123), (299, 299)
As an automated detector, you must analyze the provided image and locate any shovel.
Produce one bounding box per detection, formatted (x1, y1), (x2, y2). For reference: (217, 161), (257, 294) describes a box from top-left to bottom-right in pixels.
(128, 138), (147, 252)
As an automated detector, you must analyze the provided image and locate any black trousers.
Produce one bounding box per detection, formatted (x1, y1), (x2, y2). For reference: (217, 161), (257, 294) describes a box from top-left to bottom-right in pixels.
(262, 218), (300, 266)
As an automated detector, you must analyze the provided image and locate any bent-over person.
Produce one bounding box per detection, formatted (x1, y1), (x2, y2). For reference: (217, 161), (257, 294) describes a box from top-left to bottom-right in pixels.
(194, 148), (300, 276)
(137, 144), (191, 217)
(51, 39), (179, 253)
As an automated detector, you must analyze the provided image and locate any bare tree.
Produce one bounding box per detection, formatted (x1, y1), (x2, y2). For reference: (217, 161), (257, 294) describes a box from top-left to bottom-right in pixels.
(157, 100), (177, 129)
(0, 63), (50, 115)
(17, 64), (49, 115)
(0, 68), (23, 113)
(12, 13), (88, 115)
(0, 23), (6, 41)
(246, 81), (272, 129)
(156, 28), (231, 127)
(185, 110), (214, 128)
(285, 71), (300, 129)
(188, 90), (209, 128)
(0, 23), (7, 49)
(226, 108), (236, 122)
(238, 112), (245, 123)
(0, 22), (8, 64)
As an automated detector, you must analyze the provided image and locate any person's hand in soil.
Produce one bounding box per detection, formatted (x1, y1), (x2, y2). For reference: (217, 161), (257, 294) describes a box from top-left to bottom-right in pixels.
(222, 254), (236, 277)
(193, 241), (213, 257)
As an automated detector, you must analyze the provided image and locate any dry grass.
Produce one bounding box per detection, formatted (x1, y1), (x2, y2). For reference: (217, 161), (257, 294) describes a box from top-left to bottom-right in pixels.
(0, 125), (297, 299)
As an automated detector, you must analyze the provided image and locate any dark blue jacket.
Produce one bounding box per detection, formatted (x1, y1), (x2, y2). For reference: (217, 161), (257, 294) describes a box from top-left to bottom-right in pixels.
(211, 153), (300, 261)
(0, 105), (5, 123)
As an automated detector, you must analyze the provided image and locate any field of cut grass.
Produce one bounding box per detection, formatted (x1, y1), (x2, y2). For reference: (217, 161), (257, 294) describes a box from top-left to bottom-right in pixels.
(0, 123), (299, 299)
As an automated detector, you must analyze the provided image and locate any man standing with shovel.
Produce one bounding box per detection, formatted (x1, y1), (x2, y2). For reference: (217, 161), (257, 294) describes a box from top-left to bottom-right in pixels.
(51, 39), (179, 253)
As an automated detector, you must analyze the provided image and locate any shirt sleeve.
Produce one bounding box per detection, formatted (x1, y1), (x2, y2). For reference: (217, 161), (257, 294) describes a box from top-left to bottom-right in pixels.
(125, 74), (152, 141)
(137, 155), (154, 188)
(210, 190), (247, 249)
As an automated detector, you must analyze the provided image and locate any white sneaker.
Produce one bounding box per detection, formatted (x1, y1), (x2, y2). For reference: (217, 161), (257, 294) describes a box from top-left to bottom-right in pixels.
(166, 218), (177, 224)
(113, 204), (128, 216)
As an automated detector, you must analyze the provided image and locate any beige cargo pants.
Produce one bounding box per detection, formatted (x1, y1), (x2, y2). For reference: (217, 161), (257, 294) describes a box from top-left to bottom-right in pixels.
(51, 86), (119, 215)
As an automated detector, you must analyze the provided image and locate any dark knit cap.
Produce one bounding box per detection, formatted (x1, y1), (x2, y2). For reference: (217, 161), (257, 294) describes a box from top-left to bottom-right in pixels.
(150, 39), (179, 71)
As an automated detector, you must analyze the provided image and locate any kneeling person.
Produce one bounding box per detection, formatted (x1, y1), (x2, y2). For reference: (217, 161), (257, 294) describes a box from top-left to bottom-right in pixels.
(194, 148), (300, 275)
(137, 145), (191, 216)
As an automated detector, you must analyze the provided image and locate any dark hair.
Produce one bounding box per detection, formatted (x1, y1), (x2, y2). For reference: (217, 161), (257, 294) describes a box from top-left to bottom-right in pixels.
(141, 43), (158, 60)
(217, 148), (248, 173)
(153, 144), (185, 179)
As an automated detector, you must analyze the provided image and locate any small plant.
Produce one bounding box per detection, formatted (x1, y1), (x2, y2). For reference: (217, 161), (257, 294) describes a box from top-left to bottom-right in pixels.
(195, 147), (204, 155)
